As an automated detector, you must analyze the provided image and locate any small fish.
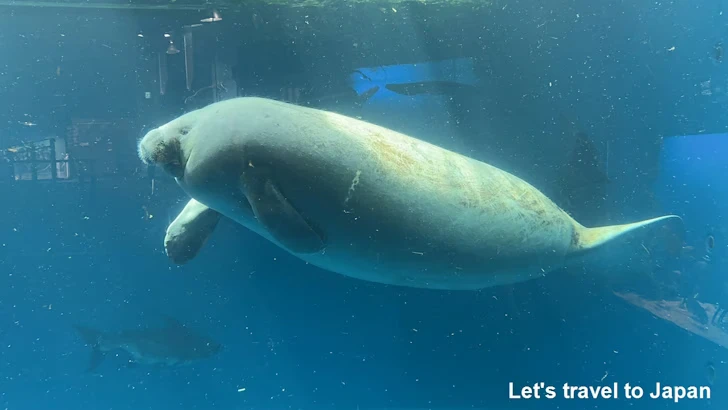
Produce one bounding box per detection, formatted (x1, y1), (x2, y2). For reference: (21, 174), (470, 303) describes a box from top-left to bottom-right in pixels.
(200, 9), (222, 23)
(705, 235), (715, 251)
(357, 86), (380, 104)
(714, 42), (723, 63)
(683, 296), (708, 324)
(706, 361), (716, 385)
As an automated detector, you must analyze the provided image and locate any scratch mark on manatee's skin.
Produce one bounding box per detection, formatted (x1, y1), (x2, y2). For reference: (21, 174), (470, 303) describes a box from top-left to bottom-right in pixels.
(344, 170), (361, 206)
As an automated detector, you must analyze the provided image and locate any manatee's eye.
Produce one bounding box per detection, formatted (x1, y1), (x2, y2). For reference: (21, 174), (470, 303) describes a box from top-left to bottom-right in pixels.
(180, 127), (191, 136)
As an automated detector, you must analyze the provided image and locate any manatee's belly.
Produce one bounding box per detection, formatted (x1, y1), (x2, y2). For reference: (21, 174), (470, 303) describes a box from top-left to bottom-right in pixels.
(185, 180), (565, 290)
(296, 198), (568, 290)
(199, 165), (572, 290)
(301, 245), (559, 290)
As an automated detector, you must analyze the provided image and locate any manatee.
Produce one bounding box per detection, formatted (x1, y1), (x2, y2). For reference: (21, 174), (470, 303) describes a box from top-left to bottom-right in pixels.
(137, 97), (681, 290)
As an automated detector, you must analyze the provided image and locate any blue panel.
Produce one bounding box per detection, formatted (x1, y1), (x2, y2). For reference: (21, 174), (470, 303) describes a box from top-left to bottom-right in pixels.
(348, 57), (478, 98)
(346, 58), (478, 153)
(655, 134), (728, 239)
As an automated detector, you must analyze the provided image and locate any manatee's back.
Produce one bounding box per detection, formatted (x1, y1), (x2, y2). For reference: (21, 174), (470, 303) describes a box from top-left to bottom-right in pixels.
(329, 108), (577, 262)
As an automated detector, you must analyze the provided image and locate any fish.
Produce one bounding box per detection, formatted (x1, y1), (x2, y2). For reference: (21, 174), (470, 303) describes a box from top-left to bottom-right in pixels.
(706, 361), (716, 385)
(357, 85), (380, 105)
(681, 296), (709, 325)
(73, 316), (221, 372)
(714, 42), (723, 63)
(705, 235), (715, 252)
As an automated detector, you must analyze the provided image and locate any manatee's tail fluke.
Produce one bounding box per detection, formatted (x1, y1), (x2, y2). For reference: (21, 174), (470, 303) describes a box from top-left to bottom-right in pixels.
(569, 215), (683, 255)
(73, 325), (105, 372)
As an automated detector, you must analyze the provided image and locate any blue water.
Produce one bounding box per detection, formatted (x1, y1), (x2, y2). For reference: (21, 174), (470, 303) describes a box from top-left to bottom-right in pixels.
(1, 1), (727, 409)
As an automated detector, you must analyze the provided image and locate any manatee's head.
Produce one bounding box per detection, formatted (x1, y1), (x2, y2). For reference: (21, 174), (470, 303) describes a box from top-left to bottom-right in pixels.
(137, 118), (196, 179)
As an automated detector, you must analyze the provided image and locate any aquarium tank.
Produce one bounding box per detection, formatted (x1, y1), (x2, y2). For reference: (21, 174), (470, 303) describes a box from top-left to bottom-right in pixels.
(1, 0), (726, 409)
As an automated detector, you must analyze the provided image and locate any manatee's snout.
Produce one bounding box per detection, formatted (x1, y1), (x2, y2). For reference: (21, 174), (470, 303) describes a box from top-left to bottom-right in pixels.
(137, 128), (185, 179)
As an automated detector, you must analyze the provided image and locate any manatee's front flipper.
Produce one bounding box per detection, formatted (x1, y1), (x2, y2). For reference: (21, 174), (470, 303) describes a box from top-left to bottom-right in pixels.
(240, 171), (325, 254)
(164, 198), (222, 265)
